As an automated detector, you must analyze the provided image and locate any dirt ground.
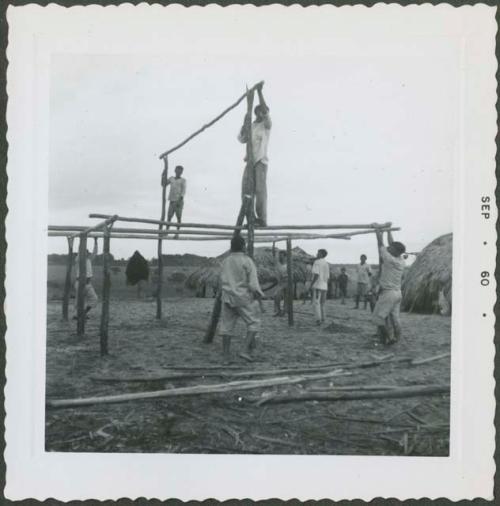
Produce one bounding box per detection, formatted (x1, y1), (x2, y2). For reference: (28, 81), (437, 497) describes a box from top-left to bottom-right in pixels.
(45, 297), (450, 456)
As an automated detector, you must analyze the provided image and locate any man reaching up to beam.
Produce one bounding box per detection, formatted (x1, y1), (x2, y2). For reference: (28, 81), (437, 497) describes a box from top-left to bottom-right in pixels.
(372, 225), (406, 345)
(165, 165), (186, 239)
(219, 235), (265, 364)
(238, 82), (272, 227)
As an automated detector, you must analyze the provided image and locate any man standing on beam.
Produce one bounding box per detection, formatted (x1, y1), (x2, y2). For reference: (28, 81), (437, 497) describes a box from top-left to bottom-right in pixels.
(164, 165), (187, 239)
(238, 82), (272, 227)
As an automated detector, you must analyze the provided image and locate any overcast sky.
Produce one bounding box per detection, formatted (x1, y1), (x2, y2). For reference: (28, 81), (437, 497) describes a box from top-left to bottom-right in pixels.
(48, 7), (458, 263)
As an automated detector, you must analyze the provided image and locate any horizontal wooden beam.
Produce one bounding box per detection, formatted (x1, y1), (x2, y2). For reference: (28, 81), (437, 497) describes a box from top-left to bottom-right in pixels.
(50, 225), (369, 239)
(89, 214), (244, 231)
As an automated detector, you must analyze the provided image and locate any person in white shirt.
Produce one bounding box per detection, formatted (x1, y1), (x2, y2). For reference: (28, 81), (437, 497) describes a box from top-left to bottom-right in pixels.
(165, 165), (187, 239)
(238, 82), (272, 227)
(73, 237), (99, 318)
(219, 235), (265, 364)
(354, 254), (372, 309)
(273, 250), (288, 317)
(372, 226), (406, 345)
(309, 249), (330, 325)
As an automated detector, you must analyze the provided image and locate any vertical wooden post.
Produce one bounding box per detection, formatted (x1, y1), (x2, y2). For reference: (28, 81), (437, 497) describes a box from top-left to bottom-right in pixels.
(76, 234), (87, 336)
(245, 88), (256, 259)
(286, 238), (294, 326)
(62, 236), (74, 321)
(99, 225), (112, 356)
(157, 156), (168, 319)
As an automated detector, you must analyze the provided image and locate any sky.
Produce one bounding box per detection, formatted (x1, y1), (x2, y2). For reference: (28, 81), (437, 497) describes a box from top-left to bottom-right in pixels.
(48, 7), (458, 264)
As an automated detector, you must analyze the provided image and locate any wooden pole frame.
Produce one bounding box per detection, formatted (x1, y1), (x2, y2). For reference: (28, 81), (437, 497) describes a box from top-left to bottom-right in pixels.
(62, 236), (74, 321)
(76, 234), (87, 336)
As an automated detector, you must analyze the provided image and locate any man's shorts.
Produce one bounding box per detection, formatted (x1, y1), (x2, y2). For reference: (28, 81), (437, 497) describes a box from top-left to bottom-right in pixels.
(167, 199), (184, 217)
(219, 301), (261, 335)
(373, 289), (402, 324)
(357, 282), (367, 297)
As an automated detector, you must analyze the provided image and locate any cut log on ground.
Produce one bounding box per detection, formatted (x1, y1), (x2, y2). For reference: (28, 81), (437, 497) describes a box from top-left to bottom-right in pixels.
(91, 361), (348, 383)
(47, 369), (348, 409)
(410, 352), (450, 366)
(256, 384), (450, 406)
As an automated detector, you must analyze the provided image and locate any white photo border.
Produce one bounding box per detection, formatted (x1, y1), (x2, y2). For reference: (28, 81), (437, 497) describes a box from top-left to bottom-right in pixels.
(4, 3), (497, 501)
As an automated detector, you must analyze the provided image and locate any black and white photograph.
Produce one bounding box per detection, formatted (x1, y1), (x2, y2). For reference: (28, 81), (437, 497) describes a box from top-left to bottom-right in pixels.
(4, 3), (497, 501)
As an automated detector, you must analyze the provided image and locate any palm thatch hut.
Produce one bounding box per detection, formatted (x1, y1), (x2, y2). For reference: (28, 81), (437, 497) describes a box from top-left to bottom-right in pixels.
(402, 233), (452, 314)
(186, 246), (313, 297)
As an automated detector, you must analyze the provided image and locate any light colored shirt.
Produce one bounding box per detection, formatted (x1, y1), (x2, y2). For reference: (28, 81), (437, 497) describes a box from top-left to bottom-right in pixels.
(379, 246), (406, 291)
(167, 176), (186, 202)
(356, 263), (372, 284)
(238, 116), (272, 164)
(220, 252), (264, 308)
(311, 258), (330, 290)
(75, 255), (94, 278)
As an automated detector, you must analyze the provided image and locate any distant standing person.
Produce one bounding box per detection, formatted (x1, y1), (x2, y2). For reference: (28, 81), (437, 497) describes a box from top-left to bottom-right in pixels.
(165, 165), (187, 239)
(338, 267), (349, 305)
(354, 254), (372, 309)
(273, 250), (288, 316)
(219, 235), (265, 364)
(238, 82), (272, 226)
(309, 249), (330, 325)
(73, 237), (99, 318)
(372, 226), (406, 345)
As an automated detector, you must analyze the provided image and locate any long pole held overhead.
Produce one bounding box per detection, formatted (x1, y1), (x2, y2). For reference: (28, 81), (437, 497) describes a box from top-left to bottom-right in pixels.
(159, 81), (264, 159)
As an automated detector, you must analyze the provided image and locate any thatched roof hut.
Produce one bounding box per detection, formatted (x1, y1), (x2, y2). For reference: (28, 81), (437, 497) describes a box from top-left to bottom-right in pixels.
(186, 246), (313, 292)
(402, 233), (452, 314)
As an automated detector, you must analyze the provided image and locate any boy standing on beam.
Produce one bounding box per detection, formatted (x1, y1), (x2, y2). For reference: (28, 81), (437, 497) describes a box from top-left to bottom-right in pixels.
(238, 82), (272, 227)
(372, 225), (406, 345)
(164, 165), (187, 239)
(219, 235), (264, 364)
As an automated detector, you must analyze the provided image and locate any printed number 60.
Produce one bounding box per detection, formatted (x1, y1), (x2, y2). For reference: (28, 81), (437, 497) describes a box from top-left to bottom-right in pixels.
(481, 271), (490, 286)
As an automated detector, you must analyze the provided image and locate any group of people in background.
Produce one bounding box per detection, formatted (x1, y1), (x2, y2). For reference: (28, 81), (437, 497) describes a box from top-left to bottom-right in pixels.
(219, 226), (406, 363)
